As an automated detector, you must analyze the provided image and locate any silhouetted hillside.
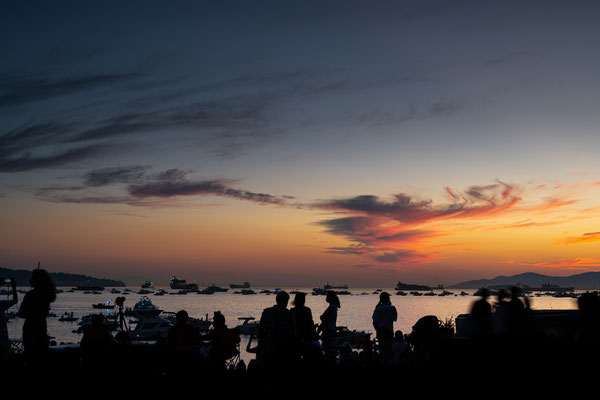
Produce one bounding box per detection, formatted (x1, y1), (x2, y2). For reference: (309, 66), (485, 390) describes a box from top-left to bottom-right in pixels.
(449, 271), (600, 289)
(0, 267), (126, 287)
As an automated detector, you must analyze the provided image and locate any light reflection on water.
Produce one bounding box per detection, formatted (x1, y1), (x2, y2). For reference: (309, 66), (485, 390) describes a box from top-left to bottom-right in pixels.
(4, 287), (580, 363)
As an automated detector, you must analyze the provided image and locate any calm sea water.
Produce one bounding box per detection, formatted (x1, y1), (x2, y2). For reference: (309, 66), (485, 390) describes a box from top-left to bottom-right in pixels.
(4, 286), (581, 363)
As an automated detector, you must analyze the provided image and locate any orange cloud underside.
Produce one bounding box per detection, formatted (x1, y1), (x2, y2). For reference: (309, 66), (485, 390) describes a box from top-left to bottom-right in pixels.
(2, 178), (600, 283)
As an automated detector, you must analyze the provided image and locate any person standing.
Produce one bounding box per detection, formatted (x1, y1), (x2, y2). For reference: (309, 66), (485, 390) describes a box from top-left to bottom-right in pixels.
(372, 291), (397, 362)
(0, 277), (18, 361)
(291, 292), (316, 358)
(319, 290), (340, 361)
(470, 288), (492, 339)
(257, 290), (296, 366)
(18, 268), (56, 364)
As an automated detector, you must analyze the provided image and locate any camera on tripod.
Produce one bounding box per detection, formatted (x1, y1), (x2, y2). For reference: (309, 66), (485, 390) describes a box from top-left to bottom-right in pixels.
(115, 296), (126, 308)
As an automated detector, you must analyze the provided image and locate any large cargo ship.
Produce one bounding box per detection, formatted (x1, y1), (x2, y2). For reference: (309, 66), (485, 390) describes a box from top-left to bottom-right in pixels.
(395, 281), (431, 291)
(324, 282), (349, 290)
(230, 281), (251, 289)
(170, 276), (199, 290)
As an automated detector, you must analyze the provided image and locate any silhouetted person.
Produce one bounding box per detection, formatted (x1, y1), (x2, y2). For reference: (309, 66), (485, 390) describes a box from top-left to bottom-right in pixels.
(80, 314), (117, 367)
(492, 289), (510, 337)
(291, 292), (316, 358)
(338, 341), (359, 367)
(574, 292), (600, 359)
(18, 268), (56, 365)
(318, 290), (340, 361)
(0, 277), (18, 362)
(470, 288), (492, 339)
(372, 291), (397, 362)
(391, 330), (409, 366)
(507, 286), (528, 337)
(205, 311), (240, 371)
(168, 310), (201, 354)
(257, 290), (296, 366)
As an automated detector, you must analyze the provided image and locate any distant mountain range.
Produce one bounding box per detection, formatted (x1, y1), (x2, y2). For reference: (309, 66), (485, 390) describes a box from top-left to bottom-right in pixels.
(449, 272), (600, 290)
(0, 267), (126, 287)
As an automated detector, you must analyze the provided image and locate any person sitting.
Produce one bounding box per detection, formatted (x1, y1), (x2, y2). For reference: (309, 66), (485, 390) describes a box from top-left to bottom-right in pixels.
(80, 314), (117, 367)
(167, 310), (201, 354)
(205, 311), (240, 371)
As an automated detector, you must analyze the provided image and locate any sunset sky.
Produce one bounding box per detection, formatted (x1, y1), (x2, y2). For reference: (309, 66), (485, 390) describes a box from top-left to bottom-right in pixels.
(2, 1), (600, 286)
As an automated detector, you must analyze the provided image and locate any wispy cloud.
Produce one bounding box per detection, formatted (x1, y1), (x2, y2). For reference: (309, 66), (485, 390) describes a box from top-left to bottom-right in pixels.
(313, 180), (521, 266)
(562, 232), (600, 245)
(0, 144), (118, 173)
(505, 257), (600, 270)
(0, 73), (141, 108)
(36, 166), (292, 207)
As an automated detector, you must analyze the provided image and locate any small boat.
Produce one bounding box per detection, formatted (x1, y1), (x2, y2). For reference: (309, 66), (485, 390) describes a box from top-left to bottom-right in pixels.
(396, 291), (408, 296)
(130, 316), (173, 340)
(206, 284), (228, 292)
(312, 287), (327, 295)
(170, 276), (199, 290)
(162, 312), (212, 332)
(75, 313), (119, 333)
(197, 289), (215, 295)
(154, 289), (167, 296)
(110, 289), (121, 294)
(260, 289), (272, 294)
(124, 296), (162, 318)
(92, 301), (115, 309)
(324, 282), (349, 290)
(141, 280), (154, 289)
(59, 312), (78, 322)
(137, 289), (153, 295)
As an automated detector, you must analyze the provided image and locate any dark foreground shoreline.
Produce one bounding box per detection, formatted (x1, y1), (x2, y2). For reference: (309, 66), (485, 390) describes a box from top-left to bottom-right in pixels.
(2, 331), (597, 390)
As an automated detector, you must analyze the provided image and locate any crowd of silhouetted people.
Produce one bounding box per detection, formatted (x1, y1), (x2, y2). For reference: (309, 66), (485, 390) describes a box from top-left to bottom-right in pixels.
(3, 268), (600, 383)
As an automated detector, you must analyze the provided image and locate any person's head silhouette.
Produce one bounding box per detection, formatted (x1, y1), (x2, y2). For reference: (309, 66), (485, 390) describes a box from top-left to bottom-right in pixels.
(176, 310), (189, 325)
(276, 290), (289, 307)
(292, 292), (306, 307)
(326, 291), (340, 308)
(379, 291), (391, 305)
(213, 311), (225, 328)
